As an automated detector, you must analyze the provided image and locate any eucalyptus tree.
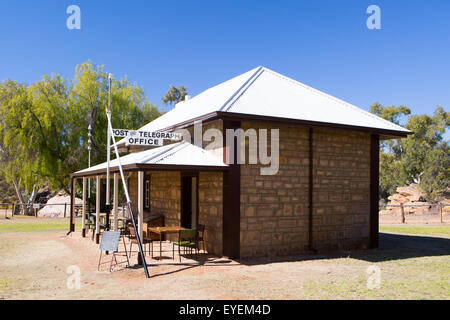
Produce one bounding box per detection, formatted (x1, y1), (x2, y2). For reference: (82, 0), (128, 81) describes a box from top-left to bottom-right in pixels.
(371, 103), (449, 200)
(0, 62), (160, 205)
(0, 80), (41, 212)
(162, 85), (188, 106)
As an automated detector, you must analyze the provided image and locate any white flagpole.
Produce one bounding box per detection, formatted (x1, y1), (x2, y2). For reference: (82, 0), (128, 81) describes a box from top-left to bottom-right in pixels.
(106, 111), (150, 278)
(105, 74), (112, 230)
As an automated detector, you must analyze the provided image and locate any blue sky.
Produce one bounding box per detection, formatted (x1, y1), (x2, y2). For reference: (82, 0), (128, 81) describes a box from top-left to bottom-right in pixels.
(0, 0), (449, 126)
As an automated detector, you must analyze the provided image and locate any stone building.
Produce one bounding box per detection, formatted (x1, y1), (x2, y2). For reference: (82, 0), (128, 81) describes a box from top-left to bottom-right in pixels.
(71, 67), (410, 259)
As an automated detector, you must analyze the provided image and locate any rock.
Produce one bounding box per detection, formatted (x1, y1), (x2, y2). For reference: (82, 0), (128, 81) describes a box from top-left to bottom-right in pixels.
(388, 194), (409, 204)
(396, 184), (426, 202)
(442, 199), (450, 214)
(383, 183), (438, 216)
(37, 194), (82, 218)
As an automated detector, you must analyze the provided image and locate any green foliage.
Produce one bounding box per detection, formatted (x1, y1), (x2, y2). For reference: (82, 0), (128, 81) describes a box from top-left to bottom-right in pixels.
(372, 104), (449, 201)
(0, 176), (15, 202)
(0, 61), (160, 195)
(162, 85), (188, 105)
(370, 102), (411, 153)
(379, 152), (407, 198)
(0, 80), (40, 201)
(370, 102), (411, 125)
(420, 143), (450, 199)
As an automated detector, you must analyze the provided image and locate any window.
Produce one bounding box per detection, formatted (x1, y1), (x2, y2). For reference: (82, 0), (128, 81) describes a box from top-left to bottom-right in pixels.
(144, 178), (150, 210)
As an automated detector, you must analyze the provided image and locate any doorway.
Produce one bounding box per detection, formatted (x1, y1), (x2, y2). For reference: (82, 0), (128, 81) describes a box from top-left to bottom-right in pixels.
(181, 173), (198, 229)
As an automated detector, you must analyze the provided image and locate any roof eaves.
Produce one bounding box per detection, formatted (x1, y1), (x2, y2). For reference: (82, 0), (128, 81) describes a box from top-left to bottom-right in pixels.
(216, 111), (411, 138)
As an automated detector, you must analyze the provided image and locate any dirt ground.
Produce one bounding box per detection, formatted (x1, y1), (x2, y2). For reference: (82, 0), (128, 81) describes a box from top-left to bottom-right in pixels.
(0, 217), (449, 300)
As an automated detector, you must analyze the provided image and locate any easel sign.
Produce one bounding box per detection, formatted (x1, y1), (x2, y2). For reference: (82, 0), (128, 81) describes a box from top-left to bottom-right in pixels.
(100, 231), (120, 252)
(98, 231), (129, 272)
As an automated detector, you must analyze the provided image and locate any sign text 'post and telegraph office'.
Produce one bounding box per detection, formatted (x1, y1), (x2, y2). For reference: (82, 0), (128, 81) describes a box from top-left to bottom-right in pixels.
(112, 129), (181, 146)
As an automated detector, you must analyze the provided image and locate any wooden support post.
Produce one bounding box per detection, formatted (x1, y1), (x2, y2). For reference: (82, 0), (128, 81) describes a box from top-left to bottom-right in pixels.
(369, 134), (380, 249)
(96, 175), (101, 244)
(82, 177), (87, 237)
(440, 204), (443, 223)
(401, 204), (405, 224)
(138, 171), (144, 241)
(222, 120), (241, 259)
(308, 128), (315, 252)
(105, 174), (111, 231)
(69, 177), (75, 232)
(113, 173), (119, 231)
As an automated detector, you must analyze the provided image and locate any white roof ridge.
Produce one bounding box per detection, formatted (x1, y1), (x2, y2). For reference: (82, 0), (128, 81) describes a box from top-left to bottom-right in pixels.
(222, 66), (266, 112)
(218, 66), (263, 112)
(113, 66), (410, 140)
(259, 67), (407, 132)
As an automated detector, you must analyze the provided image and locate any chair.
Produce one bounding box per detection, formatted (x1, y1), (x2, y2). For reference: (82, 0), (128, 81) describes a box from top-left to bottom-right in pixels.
(85, 214), (96, 240)
(173, 229), (197, 262)
(144, 213), (164, 256)
(196, 224), (206, 254)
(118, 219), (131, 236)
(86, 214), (106, 240)
(126, 224), (153, 258)
(85, 213), (95, 229)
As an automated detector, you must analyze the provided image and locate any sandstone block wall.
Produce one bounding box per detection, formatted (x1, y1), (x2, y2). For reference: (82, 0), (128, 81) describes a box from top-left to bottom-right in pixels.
(128, 172), (139, 216)
(312, 129), (371, 251)
(240, 122), (371, 258)
(240, 123), (310, 257)
(150, 171), (181, 241)
(198, 172), (223, 256)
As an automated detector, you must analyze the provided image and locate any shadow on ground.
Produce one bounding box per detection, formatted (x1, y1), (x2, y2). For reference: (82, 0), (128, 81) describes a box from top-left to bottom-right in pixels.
(349, 232), (450, 263)
(130, 232), (450, 276)
(237, 232), (450, 266)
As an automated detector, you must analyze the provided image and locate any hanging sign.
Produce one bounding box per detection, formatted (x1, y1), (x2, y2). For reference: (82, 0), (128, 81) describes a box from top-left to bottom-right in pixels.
(126, 136), (163, 146)
(112, 129), (182, 147)
(112, 129), (181, 140)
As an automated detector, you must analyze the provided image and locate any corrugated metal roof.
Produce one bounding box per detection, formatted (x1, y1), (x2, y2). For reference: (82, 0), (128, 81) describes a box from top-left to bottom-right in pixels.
(75, 141), (227, 175)
(137, 66), (410, 134)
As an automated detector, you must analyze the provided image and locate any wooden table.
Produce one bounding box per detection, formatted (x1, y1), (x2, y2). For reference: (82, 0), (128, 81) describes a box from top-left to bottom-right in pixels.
(148, 226), (186, 260)
(98, 213), (127, 227)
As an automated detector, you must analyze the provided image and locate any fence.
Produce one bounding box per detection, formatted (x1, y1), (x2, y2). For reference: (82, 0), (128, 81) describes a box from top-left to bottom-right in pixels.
(2, 202), (448, 223)
(380, 203), (449, 224)
(0, 202), (129, 219)
(0, 203), (83, 218)
(0, 203), (15, 219)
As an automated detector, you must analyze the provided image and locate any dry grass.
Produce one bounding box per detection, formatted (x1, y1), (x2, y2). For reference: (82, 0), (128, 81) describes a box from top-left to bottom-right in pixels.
(0, 218), (449, 300)
(380, 225), (450, 237)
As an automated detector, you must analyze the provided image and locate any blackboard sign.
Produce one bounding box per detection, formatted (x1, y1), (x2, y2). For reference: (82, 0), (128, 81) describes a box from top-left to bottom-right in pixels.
(99, 231), (121, 252)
